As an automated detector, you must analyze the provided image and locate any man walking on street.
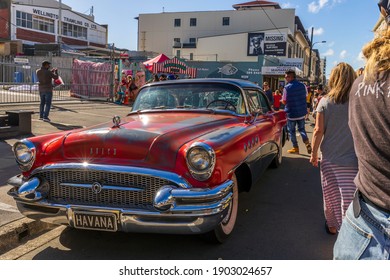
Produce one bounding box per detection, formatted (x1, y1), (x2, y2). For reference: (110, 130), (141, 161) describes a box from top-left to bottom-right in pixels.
(282, 69), (312, 154)
(263, 82), (274, 106)
(37, 61), (58, 122)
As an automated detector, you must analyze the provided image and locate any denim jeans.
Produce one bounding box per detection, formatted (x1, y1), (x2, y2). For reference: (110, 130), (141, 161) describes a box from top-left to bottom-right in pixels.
(39, 91), (53, 119)
(287, 118), (309, 147)
(333, 195), (390, 260)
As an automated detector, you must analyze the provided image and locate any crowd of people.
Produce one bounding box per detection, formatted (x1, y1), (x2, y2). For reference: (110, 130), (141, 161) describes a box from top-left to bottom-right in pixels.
(282, 0), (389, 260)
(259, 0), (389, 259)
(113, 72), (188, 105)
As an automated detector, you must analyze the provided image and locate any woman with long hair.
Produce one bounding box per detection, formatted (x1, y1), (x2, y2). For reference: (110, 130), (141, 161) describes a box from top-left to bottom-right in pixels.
(333, 1), (390, 259)
(310, 62), (358, 234)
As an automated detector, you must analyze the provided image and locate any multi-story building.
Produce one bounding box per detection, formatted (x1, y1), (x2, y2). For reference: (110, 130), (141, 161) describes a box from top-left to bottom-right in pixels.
(137, 0), (324, 86)
(0, 0), (111, 56)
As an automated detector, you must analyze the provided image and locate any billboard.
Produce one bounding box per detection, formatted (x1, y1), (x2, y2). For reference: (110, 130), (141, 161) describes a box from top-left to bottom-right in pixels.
(247, 32), (287, 57)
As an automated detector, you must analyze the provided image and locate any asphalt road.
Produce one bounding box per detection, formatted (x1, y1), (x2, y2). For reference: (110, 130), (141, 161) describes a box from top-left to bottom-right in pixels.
(0, 101), (336, 260)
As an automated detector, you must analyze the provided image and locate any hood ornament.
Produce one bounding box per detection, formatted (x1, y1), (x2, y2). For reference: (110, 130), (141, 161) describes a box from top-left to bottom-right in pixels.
(112, 115), (121, 127)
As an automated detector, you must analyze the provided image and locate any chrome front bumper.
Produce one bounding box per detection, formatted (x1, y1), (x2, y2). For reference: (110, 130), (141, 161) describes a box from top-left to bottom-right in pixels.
(8, 165), (234, 234)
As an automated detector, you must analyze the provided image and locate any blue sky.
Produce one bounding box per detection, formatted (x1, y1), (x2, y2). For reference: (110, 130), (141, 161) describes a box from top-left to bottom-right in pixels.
(61, 0), (380, 76)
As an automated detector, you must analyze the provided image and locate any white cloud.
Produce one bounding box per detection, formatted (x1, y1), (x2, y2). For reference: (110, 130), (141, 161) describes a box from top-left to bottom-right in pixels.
(322, 49), (335, 56)
(357, 51), (365, 61)
(339, 50), (347, 59)
(308, 0), (329, 13)
(313, 27), (324, 36)
(328, 41), (335, 47)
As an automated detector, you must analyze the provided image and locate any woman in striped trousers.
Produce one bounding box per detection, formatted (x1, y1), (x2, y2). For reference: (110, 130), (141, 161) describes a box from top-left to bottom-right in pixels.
(309, 63), (358, 234)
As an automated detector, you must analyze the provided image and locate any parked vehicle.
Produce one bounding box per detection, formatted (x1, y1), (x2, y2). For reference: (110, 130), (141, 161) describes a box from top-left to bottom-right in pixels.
(8, 78), (287, 243)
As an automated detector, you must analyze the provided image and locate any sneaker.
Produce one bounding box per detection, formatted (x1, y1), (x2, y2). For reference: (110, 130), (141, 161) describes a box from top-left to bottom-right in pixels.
(43, 118), (51, 122)
(306, 143), (312, 154)
(287, 147), (299, 154)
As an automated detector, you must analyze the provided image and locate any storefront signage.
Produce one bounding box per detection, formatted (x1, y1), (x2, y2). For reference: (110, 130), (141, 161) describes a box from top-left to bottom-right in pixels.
(262, 66), (303, 77)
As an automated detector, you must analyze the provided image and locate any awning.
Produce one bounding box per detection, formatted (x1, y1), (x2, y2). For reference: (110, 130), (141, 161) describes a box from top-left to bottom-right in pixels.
(152, 57), (197, 77)
(143, 53), (169, 71)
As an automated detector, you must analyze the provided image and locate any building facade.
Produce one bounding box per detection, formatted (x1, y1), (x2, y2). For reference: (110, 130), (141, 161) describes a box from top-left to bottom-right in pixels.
(0, 0), (109, 56)
(137, 1), (324, 87)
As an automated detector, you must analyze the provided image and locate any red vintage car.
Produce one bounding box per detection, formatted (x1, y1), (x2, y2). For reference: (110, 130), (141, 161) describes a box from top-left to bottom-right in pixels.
(8, 78), (287, 243)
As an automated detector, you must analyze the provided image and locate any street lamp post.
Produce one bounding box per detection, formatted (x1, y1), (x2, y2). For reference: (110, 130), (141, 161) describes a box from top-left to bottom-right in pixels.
(307, 27), (326, 83)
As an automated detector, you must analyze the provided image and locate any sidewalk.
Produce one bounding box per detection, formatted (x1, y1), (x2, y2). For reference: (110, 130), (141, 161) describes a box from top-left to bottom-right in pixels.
(0, 100), (131, 254)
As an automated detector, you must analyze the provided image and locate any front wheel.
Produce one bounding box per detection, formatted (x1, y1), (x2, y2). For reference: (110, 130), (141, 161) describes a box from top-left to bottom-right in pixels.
(202, 174), (238, 243)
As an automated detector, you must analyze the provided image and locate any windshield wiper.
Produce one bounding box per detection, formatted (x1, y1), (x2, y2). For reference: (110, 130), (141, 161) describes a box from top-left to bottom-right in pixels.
(176, 105), (193, 109)
(152, 106), (167, 109)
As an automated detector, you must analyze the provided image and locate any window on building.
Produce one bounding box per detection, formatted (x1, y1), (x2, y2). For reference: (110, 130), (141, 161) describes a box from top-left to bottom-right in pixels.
(174, 18), (181, 27)
(174, 38), (181, 43)
(16, 11), (33, 29)
(62, 23), (87, 39)
(222, 17), (230, 26)
(189, 38), (196, 43)
(190, 18), (197, 27)
(16, 11), (55, 33)
(33, 15), (55, 33)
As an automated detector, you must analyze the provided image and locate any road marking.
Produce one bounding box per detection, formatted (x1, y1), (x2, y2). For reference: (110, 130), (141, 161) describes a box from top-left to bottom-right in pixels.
(0, 202), (19, 213)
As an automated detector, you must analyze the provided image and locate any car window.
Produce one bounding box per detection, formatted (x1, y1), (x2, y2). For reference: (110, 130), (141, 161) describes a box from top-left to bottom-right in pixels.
(245, 89), (271, 114)
(133, 83), (247, 114)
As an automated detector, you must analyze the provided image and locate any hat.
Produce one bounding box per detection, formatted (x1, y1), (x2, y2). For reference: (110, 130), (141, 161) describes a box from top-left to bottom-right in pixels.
(317, 84), (323, 90)
(42, 60), (51, 66)
(378, 0), (390, 24)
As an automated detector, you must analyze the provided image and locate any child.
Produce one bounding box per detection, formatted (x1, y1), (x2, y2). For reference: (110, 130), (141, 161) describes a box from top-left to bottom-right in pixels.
(273, 90), (282, 111)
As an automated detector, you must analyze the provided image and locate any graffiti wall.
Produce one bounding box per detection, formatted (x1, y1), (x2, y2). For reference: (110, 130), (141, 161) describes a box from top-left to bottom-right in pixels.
(186, 59), (264, 84)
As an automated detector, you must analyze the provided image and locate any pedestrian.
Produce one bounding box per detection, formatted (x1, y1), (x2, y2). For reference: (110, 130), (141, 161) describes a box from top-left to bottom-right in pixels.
(273, 89), (282, 111)
(36, 60), (58, 122)
(282, 69), (312, 154)
(333, 0), (390, 259)
(309, 62), (358, 234)
(305, 87), (313, 121)
(128, 75), (138, 103)
(262, 82), (274, 105)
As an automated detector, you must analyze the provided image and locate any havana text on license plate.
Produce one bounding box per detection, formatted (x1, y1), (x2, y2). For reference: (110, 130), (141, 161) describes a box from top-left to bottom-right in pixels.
(73, 212), (117, 232)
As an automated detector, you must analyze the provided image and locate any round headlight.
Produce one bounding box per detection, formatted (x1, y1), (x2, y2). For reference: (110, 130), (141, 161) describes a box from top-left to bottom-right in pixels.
(13, 140), (36, 170)
(188, 147), (211, 171)
(186, 142), (216, 181)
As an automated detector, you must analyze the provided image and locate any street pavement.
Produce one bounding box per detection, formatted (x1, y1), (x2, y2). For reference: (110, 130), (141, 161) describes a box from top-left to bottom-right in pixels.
(0, 100), (131, 252)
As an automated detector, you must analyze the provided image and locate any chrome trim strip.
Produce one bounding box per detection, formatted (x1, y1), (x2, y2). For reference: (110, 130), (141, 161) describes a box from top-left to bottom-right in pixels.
(59, 183), (144, 192)
(31, 163), (190, 189)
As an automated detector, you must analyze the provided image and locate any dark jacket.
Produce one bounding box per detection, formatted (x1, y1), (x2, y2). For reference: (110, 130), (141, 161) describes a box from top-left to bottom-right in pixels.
(37, 67), (59, 92)
(284, 79), (307, 119)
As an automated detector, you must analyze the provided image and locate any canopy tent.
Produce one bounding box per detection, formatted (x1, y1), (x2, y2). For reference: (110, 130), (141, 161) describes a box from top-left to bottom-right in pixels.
(143, 53), (170, 71)
(152, 57), (197, 77)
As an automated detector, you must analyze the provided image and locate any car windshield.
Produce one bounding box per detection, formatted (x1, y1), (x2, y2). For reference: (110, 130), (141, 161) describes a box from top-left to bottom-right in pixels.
(132, 83), (247, 114)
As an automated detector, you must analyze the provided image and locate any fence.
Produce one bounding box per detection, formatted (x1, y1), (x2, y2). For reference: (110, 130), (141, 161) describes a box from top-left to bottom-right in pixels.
(0, 56), (115, 104)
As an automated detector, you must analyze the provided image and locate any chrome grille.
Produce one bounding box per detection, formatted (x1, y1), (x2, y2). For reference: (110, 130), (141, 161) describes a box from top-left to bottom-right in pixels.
(38, 170), (176, 209)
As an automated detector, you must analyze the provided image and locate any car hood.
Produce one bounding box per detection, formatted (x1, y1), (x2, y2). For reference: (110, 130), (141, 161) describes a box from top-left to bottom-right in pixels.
(62, 112), (239, 169)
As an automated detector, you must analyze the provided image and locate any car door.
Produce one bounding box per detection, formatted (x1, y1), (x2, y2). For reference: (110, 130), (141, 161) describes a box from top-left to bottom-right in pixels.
(245, 89), (277, 183)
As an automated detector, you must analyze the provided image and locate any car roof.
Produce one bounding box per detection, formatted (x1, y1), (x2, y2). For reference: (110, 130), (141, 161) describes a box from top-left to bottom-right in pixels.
(143, 78), (261, 90)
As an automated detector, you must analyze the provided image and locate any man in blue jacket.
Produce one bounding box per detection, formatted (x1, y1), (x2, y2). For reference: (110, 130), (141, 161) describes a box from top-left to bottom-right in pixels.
(282, 70), (312, 154)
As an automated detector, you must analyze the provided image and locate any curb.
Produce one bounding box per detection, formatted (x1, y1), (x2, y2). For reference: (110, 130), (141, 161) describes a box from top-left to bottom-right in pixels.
(0, 217), (57, 255)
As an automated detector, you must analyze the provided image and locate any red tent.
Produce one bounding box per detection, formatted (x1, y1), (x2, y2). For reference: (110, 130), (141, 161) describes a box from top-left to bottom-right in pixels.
(143, 54), (169, 71)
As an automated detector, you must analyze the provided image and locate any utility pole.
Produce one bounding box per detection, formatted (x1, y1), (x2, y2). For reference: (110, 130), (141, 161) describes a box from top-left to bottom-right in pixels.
(58, 0), (62, 56)
(307, 27), (314, 82)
